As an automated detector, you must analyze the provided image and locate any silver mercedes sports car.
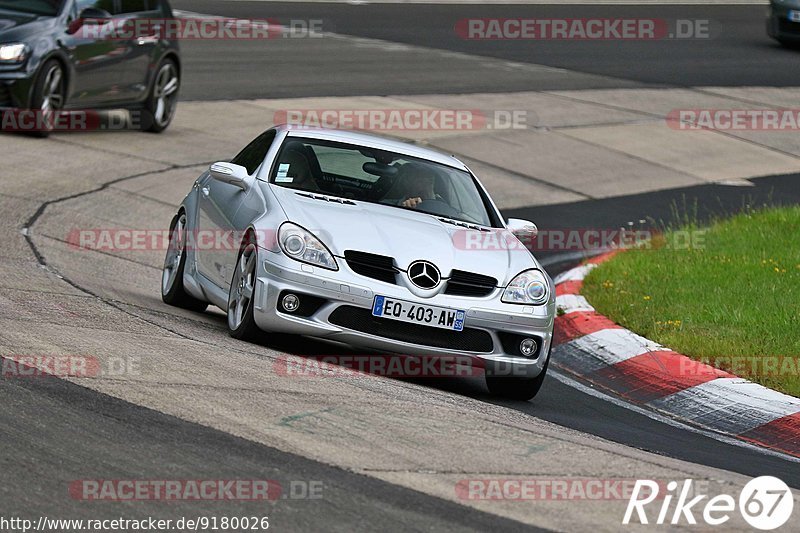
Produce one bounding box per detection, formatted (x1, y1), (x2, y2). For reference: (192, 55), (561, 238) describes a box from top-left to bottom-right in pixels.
(162, 125), (555, 400)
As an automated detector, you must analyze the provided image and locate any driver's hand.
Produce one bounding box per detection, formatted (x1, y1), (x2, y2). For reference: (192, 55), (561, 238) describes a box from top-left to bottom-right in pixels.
(401, 197), (423, 208)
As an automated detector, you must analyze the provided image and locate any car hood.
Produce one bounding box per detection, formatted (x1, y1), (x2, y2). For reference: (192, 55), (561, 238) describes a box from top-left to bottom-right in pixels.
(0, 12), (52, 38)
(268, 185), (539, 286)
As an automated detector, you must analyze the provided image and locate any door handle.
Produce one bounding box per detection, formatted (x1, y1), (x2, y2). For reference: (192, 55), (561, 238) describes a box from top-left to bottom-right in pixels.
(136, 35), (159, 45)
(201, 187), (210, 196)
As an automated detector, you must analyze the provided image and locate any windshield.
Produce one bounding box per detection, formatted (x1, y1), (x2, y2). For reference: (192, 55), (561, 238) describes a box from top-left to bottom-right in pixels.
(0, 0), (63, 16)
(270, 137), (498, 227)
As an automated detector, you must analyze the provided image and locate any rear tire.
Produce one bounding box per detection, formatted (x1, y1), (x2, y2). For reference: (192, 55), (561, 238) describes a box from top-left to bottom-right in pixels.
(141, 58), (179, 133)
(162, 212), (208, 312)
(227, 233), (262, 342)
(485, 345), (550, 401)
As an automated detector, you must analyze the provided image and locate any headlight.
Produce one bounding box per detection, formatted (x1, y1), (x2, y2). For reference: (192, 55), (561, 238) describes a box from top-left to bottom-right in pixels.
(0, 43), (28, 63)
(502, 269), (550, 305)
(278, 222), (338, 270)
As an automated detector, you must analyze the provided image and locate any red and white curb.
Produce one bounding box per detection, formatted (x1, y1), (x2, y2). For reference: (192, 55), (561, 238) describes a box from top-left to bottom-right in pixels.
(551, 251), (800, 458)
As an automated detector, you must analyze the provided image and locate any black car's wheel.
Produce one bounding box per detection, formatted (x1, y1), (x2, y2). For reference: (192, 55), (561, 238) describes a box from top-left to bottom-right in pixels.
(30, 59), (66, 137)
(485, 345), (551, 401)
(142, 58), (179, 133)
(227, 233), (262, 342)
(162, 212), (208, 312)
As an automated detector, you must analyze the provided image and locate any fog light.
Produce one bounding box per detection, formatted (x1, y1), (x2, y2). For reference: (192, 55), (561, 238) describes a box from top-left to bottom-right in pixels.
(282, 293), (300, 313)
(519, 338), (538, 357)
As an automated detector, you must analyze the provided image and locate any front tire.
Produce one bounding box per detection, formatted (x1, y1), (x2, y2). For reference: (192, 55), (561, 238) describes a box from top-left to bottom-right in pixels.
(29, 59), (66, 138)
(227, 234), (262, 342)
(142, 58), (179, 133)
(162, 212), (208, 312)
(485, 346), (550, 401)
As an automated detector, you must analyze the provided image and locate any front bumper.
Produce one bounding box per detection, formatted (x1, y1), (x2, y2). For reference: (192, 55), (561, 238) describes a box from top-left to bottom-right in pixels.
(251, 249), (554, 378)
(0, 69), (34, 109)
(768, 5), (800, 40)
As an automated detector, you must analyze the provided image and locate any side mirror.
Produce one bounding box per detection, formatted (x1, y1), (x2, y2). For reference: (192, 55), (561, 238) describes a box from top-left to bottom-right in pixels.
(209, 162), (250, 190)
(68, 7), (112, 34)
(507, 218), (538, 238)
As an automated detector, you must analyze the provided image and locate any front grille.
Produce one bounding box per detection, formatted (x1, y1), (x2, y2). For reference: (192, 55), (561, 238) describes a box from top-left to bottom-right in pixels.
(445, 270), (498, 297)
(329, 305), (494, 352)
(344, 250), (397, 284)
(0, 84), (12, 107)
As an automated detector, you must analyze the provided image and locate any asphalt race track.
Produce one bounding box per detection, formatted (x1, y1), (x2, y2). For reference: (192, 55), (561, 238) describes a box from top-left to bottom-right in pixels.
(174, 1), (800, 99)
(2, 1), (800, 531)
(0, 364), (537, 531)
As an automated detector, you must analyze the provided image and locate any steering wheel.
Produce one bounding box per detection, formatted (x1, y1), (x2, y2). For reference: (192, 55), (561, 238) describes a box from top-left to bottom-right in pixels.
(416, 199), (460, 218)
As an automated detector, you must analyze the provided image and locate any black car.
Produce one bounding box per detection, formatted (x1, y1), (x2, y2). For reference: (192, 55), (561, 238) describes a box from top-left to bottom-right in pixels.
(768, 0), (800, 46)
(0, 0), (181, 133)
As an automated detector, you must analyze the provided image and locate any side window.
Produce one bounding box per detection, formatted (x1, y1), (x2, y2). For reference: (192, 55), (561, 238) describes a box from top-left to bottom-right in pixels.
(116, 0), (148, 14)
(231, 130), (277, 176)
(76, 0), (115, 14)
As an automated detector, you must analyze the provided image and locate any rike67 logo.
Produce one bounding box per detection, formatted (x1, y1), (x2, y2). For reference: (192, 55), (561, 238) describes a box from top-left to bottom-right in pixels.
(624, 476), (794, 529)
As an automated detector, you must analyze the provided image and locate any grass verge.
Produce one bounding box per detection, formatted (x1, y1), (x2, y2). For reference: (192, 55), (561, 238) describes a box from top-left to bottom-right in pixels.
(582, 205), (800, 397)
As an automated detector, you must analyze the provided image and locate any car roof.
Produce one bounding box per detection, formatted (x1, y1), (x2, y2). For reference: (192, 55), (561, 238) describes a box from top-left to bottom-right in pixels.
(275, 125), (469, 171)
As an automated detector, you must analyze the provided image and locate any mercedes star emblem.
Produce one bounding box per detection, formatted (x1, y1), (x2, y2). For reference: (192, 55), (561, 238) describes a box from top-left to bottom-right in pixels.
(407, 260), (441, 289)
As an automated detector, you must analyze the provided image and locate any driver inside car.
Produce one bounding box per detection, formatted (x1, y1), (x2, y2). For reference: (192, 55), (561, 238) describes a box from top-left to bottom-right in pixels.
(393, 163), (441, 209)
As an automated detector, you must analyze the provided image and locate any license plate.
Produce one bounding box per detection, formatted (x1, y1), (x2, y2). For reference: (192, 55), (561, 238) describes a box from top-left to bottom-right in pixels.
(790, 10), (800, 22)
(372, 295), (465, 332)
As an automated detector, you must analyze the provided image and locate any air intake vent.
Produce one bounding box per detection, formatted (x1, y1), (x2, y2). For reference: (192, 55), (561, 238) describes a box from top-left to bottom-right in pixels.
(437, 217), (490, 232)
(445, 270), (498, 297)
(344, 250), (397, 284)
(0, 84), (12, 107)
(295, 192), (356, 205)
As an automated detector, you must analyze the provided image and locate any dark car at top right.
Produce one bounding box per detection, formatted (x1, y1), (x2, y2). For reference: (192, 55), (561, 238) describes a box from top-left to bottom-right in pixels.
(768, 0), (800, 46)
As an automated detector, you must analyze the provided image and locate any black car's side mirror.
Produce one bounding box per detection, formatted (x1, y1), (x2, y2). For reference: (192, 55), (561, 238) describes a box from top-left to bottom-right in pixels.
(67, 7), (113, 34)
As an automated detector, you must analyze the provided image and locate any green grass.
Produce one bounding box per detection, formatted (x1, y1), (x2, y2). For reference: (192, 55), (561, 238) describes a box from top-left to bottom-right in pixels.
(582, 205), (800, 397)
